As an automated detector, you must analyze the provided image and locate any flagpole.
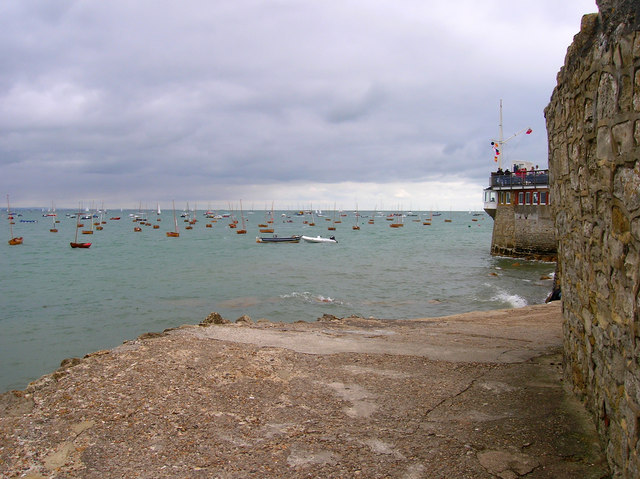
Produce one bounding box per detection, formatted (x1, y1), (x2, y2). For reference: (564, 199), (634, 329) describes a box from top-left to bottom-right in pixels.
(499, 99), (504, 170)
(491, 99), (531, 171)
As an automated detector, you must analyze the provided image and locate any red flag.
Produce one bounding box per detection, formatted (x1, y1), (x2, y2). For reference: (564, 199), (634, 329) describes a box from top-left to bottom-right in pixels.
(525, 128), (532, 134)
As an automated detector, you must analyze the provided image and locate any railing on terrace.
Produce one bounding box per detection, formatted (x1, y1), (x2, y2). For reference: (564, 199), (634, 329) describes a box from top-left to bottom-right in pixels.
(489, 169), (549, 188)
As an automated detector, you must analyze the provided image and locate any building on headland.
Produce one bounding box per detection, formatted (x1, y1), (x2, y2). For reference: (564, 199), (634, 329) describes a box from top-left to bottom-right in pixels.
(483, 165), (556, 260)
(483, 101), (557, 260)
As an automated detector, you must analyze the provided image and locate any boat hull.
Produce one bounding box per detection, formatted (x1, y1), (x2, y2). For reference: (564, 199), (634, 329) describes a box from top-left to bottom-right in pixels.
(301, 235), (337, 243)
(256, 235), (301, 243)
(70, 242), (91, 248)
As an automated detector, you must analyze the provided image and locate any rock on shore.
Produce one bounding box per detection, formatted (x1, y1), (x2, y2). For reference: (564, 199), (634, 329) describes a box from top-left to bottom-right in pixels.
(0, 303), (609, 478)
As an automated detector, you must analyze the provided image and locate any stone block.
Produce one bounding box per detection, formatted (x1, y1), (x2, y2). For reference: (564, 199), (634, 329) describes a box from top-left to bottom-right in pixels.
(612, 121), (634, 156)
(584, 97), (595, 133)
(596, 126), (613, 160)
(596, 271), (611, 299)
(632, 217), (640, 241)
(634, 31), (640, 58)
(634, 69), (640, 111)
(613, 165), (640, 211)
(619, 75), (632, 113)
(611, 205), (631, 238)
(597, 72), (618, 119)
(613, 44), (624, 70)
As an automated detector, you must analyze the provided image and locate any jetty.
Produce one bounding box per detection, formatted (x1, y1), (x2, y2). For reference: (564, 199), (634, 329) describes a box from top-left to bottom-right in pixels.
(0, 303), (608, 478)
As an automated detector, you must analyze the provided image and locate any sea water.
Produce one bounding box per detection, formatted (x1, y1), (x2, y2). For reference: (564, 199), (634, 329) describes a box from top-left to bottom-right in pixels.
(0, 209), (555, 392)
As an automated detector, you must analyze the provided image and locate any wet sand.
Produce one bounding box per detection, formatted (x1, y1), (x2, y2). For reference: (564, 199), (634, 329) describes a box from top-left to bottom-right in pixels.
(0, 302), (609, 478)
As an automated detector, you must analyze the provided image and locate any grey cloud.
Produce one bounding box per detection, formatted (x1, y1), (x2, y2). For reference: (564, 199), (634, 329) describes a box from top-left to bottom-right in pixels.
(0, 0), (596, 208)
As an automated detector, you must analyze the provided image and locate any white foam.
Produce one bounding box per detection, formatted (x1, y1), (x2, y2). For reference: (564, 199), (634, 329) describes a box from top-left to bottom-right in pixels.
(280, 291), (338, 304)
(491, 289), (527, 308)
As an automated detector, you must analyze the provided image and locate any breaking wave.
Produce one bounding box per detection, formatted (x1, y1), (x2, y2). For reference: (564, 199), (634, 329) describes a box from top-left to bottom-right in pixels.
(491, 288), (528, 308)
(280, 291), (342, 305)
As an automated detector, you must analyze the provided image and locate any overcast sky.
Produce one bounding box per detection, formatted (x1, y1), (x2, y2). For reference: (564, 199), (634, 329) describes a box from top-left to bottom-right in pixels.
(1, 0), (596, 211)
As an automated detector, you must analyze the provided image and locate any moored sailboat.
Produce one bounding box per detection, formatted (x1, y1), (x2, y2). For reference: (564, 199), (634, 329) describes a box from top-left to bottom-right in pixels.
(236, 200), (247, 234)
(259, 203), (275, 233)
(390, 207), (404, 228)
(6, 195), (23, 245)
(166, 200), (180, 237)
(307, 205), (316, 226)
(328, 204), (337, 231)
(70, 204), (91, 248)
(444, 208), (453, 223)
(47, 201), (59, 232)
(49, 212), (58, 233)
(82, 207), (94, 235)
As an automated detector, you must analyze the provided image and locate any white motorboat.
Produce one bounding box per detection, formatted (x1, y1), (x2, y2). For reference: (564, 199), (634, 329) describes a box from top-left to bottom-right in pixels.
(301, 235), (338, 244)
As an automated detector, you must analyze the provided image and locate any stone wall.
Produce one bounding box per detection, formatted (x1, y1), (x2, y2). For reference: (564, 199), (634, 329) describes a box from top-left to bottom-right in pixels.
(490, 202), (516, 256)
(512, 204), (556, 256)
(545, 0), (640, 476)
(490, 203), (556, 259)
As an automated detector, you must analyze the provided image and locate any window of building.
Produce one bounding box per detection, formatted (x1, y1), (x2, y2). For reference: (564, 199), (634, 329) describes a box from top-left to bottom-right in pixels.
(506, 192), (511, 204)
(540, 191), (548, 205)
(532, 192), (538, 204)
(485, 191), (496, 203)
(518, 192), (524, 205)
(525, 192), (531, 204)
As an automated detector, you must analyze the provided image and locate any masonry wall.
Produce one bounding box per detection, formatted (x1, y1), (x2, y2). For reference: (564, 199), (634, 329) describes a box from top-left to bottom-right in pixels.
(490, 202), (516, 256)
(513, 204), (556, 256)
(490, 203), (555, 259)
(545, 1), (640, 476)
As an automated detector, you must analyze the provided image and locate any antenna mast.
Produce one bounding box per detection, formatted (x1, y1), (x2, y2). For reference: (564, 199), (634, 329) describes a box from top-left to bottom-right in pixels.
(491, 99), (531, 171)
(498, 99), (504, 170)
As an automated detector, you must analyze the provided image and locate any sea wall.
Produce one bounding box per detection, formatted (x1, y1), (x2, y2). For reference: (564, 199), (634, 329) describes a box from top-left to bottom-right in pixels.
(545, 0), (640, 476)
(490, 202), (516, 256)
(490, 203), (556, 259)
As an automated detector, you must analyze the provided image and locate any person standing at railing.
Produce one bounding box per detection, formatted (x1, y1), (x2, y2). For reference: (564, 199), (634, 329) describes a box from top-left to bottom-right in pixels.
(503, 169), (511, 186)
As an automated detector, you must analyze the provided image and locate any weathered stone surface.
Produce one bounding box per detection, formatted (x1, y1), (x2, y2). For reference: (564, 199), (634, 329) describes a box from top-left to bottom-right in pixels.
(200, 311), (230, 325)
(490, 202), (556, 260)
(546, 0), (640, 476)
(0, 304), (609, 478)
(235, 314), (253, 324)
(477, 450), (539, 477)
